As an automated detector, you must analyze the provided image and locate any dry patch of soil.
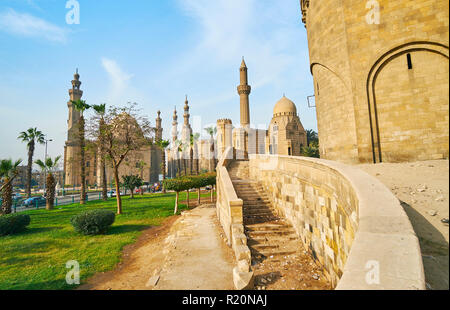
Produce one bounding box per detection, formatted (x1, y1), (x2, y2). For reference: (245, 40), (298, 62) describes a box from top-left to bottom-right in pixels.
(358, 160), (449, 290)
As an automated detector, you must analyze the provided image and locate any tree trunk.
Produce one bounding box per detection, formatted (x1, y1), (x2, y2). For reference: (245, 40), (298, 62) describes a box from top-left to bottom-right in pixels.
(101, 160), (108, 201)
(162, 150), (166, 194)
(197, 188), (201, 205)
(186, 189), (190, 208)
(79, 116), (86, 205)
(210, 139), (215, 172)
(1, 178), (12, 215)
(210, 185), (214, 202)
(177, 158), (181, 177)
(46, 173), (55, 210)
(26, 142), (34, 198)
(114, 167), (122, 215)
(130, 188), (134, 199)
(189, 148), (193, 175)
(174, 191), (179, 214)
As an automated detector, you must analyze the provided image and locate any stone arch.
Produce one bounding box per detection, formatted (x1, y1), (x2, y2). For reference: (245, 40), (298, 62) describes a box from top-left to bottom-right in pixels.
(310, 62), (357, 162)
(366, 41), (449, 163)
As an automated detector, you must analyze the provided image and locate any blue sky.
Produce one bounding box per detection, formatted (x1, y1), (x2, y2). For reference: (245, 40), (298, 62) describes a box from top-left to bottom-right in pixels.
(0, 0), (316, 163)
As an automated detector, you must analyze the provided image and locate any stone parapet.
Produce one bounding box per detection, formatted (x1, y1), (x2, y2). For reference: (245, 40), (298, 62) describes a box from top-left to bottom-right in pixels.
(248, 154), (425, 289)
(216, 147), (253, 289)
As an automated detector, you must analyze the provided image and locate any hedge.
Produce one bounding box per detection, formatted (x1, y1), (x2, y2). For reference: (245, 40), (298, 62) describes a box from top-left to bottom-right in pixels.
(71, 209), (115, 235)
(0, 214), (31, 236)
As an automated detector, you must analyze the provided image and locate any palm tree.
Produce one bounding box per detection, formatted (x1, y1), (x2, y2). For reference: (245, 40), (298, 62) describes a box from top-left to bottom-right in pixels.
(71, 99), (91, 205)
(92, 104), (108, 201)
(306, 129), (318, 147)
(155, 139), (170, 193)
(0, 159), (22, 215)
(204, 126), (217, 171)
(35, 156), (61, 210)
(18, 128), (45, 198)
(175, 140), (183, 177)
(190, 133), (200, 175)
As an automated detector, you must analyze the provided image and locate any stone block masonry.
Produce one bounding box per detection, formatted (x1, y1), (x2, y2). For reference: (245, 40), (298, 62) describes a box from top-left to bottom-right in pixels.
(248, 154), (425, 289)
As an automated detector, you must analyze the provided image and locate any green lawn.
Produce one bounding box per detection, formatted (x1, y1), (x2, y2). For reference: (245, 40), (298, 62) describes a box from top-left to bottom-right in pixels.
(0, 192), (210, 290)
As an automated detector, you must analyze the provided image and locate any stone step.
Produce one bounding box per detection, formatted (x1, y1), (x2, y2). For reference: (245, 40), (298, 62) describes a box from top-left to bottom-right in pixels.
(248, 234), (298, 243)
(245, 223), (293, 231)
(249, 248), (297, 258)
(246, 229), (296, 238)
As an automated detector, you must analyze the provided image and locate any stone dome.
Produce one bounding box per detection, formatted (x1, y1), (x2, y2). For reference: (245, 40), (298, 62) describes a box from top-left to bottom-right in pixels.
(273, 95), (297, 116)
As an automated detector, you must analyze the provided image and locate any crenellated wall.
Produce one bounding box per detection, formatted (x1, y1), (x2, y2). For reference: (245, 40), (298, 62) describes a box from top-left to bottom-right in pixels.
(248, 154), (425, 289)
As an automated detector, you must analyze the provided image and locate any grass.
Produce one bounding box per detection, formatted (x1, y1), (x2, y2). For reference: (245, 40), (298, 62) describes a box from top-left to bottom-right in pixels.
(0, 191), (211, 290)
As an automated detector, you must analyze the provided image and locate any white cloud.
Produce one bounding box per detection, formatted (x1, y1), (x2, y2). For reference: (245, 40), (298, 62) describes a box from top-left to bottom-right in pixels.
(0, 8), (68, 43)
(101, 57), (140, 105)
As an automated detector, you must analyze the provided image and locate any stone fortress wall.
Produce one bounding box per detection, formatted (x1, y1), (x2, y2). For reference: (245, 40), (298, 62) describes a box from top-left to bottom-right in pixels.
(247, 154), (425, 289)
(301, 0), (449, 163)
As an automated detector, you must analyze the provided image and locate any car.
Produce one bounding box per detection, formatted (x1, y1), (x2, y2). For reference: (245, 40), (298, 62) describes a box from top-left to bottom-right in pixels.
(22, 196), (46, 208)
(107, 190), (116, 198)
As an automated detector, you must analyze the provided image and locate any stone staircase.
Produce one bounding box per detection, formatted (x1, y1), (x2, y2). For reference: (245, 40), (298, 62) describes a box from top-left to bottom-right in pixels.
(228, 160), (299, 261)
(227, 160), (330, 289)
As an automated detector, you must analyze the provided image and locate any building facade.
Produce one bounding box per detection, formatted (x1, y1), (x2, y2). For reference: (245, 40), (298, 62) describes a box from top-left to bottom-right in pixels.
(63, 71), (162, 187)
(300, 0), (449, 163)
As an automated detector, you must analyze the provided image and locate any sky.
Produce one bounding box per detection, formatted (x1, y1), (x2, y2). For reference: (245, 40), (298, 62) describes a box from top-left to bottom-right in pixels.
(0, 0), (316, 163)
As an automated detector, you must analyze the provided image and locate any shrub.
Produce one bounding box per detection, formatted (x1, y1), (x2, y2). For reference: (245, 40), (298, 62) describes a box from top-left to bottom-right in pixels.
(0, 214), (31, 236)
(71, 209), (115, 235)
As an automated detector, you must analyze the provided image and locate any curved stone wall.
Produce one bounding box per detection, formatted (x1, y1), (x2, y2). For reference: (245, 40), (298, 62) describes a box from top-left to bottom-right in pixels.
(248, 154), (425, 289)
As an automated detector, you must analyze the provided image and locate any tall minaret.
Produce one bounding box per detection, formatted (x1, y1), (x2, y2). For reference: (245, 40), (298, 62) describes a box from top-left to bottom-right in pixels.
(171, 106), (178, 145)
(155, 110), (162, 141)
(170, 107), (179, 178)
(67, 69), (83, 142)
(237, 58), (251, 128)
(64, 69), (84, 186)
(181, 95), (192, 144)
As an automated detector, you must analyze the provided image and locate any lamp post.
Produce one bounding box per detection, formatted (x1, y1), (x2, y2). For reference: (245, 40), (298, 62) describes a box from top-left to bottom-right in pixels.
(43, 137), (53, 194)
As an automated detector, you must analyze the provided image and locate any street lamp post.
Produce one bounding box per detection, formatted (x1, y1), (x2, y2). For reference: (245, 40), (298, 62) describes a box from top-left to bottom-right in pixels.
(43, 137), (53, 194)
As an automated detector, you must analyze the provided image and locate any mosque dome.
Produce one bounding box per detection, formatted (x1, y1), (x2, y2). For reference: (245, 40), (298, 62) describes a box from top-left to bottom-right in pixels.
(273, 95), (297, 116)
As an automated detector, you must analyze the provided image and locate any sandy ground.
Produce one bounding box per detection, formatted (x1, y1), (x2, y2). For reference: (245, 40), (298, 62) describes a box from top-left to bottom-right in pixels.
(79, 204), (235, 290)
(358, 160), (449, 290)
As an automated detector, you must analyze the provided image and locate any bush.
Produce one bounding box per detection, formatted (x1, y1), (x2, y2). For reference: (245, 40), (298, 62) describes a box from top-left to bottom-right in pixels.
(0, 214), (31, 236)
(71, 210), (115, 235)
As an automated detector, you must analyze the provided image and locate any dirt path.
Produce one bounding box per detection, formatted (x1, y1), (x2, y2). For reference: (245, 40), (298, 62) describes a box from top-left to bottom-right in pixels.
(358, 160), (449, 290)
(79, 204), (235, 290)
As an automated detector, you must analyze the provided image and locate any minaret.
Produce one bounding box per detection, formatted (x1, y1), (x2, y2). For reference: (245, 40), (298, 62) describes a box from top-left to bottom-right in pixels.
(237, 57), (251, 128)
(171, 106), (178, 145)
(181, 95), (192, 144)
(67, 69), (83, 142)
(64, 69), (84, 186)
(155, 110), (162, 141)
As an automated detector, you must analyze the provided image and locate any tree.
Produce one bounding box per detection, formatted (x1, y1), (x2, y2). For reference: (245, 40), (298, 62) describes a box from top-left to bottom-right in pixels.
(190, 133), (200, 175)
(162, 178), (191, 214)
(35, 156), (61, 210)
(306, 129), (319, 147)
(17, 128), (45, 198)
(135, 160), (147, 195)
(175, 140), (183, 177)
(0, 159), (22, 215)
(204, 126), (217, 171)
(71, 99), (91, 205)
(155, 139), (170, 193)
(92, 104), (108, 201)
(122, 175), (143, 199)
(301, 140), (320, 158)
(91, 103), (152, 215)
